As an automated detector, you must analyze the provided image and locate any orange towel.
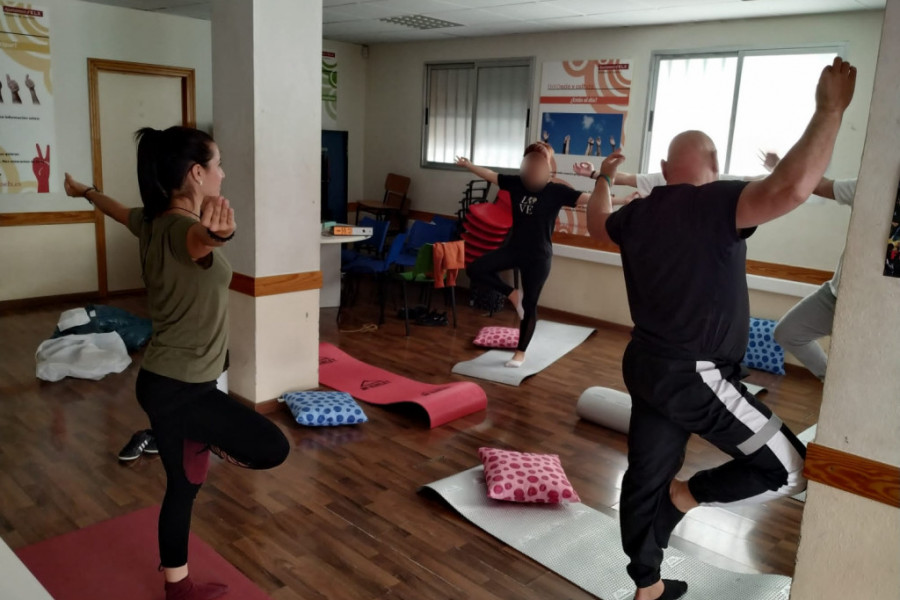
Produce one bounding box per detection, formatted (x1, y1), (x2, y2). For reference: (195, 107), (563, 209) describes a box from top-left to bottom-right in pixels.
(433, 240), (465, 288)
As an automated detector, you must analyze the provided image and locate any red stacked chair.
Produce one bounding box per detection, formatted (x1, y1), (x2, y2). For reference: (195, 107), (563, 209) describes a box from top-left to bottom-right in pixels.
(462, 190), (512, 265)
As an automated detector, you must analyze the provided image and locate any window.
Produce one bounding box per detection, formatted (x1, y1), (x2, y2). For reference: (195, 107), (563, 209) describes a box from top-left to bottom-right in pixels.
(642, 47), (842, 175)
(423, 60), (533, 170)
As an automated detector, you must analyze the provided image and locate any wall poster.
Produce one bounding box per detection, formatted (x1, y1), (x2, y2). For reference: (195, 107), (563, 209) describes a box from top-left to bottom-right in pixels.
(322, 49), (338, 129)
(539, 59), (632, 237)
(885, 178), (900, 278)
(0, 2), (55, 195)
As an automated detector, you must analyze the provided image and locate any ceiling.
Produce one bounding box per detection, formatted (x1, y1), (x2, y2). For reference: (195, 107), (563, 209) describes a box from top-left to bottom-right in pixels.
(81, 0), (885, 44)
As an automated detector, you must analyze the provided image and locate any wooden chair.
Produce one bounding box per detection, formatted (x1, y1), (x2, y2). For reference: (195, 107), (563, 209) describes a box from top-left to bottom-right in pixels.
(355, 173), (411, 232)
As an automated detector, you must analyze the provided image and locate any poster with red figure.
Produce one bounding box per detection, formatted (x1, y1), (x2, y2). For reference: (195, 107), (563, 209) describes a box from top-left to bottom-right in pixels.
(539, 59), (632, 238)
(885, 179), (900, 278)
(0, 3), (55, 195)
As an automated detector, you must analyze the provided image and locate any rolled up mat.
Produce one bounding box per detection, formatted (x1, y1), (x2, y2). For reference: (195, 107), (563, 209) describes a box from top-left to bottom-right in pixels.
(319, 343), (487, 428)
(577, 382), (767, 435)
(576, 386), (632, 434)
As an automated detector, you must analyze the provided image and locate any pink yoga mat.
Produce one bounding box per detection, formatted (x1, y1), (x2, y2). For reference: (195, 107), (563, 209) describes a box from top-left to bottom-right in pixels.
(319, 342), (488, 428)
(16, 506), (270, 600)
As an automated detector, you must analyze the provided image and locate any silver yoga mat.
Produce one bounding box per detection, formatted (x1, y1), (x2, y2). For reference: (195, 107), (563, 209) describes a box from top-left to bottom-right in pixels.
(452, 321), (595, 386)
(422, 466), (792, 600)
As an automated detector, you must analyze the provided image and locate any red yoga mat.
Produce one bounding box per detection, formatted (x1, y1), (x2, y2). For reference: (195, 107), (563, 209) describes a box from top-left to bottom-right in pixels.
(319, 342), (487, 428)
(16, 506), (270, 600)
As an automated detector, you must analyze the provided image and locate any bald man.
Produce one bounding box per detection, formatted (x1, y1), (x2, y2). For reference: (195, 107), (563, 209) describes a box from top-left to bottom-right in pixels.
(586, 58), (857, 600)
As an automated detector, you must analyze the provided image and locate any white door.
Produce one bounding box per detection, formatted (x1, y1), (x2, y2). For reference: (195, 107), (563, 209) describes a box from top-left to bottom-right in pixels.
(97, 71), (184, 292)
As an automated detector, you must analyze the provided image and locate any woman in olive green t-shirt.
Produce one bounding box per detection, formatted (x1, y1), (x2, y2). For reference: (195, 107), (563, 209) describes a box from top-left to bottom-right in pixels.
(65, 126), (289, 600)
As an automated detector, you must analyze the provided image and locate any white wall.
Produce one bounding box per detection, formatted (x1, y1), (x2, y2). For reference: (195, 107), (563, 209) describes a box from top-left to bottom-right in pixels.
(362, 10), (883, 363)
(0, 0), (212, 302)
(791, 1), (900, 596)
(323, 39), (368, 207)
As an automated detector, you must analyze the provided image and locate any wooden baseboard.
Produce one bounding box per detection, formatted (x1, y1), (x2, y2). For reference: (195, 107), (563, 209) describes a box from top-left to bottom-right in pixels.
(0, 211), (96, 227)
(803, 442), (900, 508)
(536, 304), (632, 334)
(230, 391), (282, 415)
(230, 271), (323, 297)
(0, 288), (146, 312)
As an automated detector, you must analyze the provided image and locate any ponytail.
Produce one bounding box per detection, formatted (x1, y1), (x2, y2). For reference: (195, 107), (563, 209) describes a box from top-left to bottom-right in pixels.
(134, 126), (215, 219)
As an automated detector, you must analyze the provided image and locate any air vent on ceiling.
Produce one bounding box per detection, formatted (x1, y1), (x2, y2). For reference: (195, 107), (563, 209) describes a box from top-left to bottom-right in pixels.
(379, 14), (463, 30)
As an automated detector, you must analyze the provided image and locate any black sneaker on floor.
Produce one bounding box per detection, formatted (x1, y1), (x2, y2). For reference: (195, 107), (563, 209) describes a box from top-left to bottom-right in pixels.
(118, 429), (155, 461)
(143, 432), (158, 455)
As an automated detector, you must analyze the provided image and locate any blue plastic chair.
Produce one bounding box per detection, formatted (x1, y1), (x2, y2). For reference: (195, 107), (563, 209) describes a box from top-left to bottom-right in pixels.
(395, 220), (439, 268)
(340, 232), (407, 325)
(431, 215), (458, 242)
(341, 217), (389, 266)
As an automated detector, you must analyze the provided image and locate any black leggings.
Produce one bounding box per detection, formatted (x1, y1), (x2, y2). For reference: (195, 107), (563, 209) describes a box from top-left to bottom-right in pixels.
(135, 368), (290, 568)
(467, 246), (552, 352)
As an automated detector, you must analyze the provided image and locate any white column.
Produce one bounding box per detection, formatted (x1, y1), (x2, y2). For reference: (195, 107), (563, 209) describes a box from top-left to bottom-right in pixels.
(211, 0), (322, 403)
(791, 1), (900, 597)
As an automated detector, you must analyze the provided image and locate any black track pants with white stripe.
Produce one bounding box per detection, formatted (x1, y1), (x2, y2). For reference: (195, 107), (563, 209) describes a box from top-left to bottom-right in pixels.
(618, 341), (807, 588)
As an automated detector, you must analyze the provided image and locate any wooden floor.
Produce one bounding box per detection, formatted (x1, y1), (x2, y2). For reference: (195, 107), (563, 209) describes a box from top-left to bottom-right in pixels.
(0, 290), (823, 599)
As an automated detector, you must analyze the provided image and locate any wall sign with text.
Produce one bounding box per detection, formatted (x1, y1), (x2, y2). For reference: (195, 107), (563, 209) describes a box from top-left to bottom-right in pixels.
(539, 59), (632, 237)
(0, 2), (55, 195)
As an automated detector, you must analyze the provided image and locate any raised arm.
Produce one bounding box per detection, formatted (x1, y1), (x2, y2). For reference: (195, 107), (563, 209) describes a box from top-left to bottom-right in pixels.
(573, 160), (638, 188)
(736, 57), (856, 229)
(586, 151), (626, 244)
(455, 156), (499, 186)
(64, 172), (130, 225)
(813, 178), (837, 199)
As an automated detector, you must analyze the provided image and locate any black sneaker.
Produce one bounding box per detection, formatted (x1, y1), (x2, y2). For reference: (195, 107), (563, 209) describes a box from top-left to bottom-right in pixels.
(143, 431), (158, 455)
(118, 429), (155, 461)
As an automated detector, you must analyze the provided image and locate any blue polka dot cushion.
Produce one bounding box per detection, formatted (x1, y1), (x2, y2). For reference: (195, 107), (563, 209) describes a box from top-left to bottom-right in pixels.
(743, 317), (786, 375)
(282, 391), (368, 427)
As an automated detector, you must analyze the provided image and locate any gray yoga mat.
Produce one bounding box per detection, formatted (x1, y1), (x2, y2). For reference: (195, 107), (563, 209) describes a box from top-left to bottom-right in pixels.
(452, 320), (595, 386)
(422, 466), (793, 600)
(744, 382), (768, 396)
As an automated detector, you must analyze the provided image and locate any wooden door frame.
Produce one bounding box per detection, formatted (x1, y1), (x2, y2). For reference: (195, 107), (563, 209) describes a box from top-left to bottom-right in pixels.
(87, 58), (196, 296)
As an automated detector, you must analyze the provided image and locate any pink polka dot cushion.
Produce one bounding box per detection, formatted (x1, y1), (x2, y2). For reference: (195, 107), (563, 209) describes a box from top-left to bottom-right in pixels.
(478, 447), (581, 504)
(473, 326), (519, 349)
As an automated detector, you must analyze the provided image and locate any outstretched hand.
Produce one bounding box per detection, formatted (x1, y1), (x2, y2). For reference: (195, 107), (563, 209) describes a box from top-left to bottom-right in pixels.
(64, 172), (89, 198)
(600, 150), (626, 180)
(573, 161), (595, 177)
(758, 150), (780, 172)
(200, 195), (236, 238)
(816, 57), (856, 114)
(455, 156), (471, 168)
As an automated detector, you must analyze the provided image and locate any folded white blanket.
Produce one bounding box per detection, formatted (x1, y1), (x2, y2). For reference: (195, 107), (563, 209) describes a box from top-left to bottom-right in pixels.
(35, 332), (131, 382)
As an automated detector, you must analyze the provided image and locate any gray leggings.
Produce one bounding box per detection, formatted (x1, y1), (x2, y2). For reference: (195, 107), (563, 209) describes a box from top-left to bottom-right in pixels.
(773, 282), (837, 380)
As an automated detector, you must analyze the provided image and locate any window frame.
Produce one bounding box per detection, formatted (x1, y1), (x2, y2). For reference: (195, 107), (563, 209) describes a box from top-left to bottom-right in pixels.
(640, 44), (847, 174)
(421, 57), (535, 172)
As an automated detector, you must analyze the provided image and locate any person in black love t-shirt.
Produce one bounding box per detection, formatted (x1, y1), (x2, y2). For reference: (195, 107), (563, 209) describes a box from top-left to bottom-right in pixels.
(585, 58), (856, 600)
(457, 142), (630, 368)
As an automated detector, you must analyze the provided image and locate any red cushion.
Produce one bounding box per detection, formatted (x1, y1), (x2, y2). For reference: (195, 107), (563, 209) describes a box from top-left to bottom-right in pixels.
(473, 326), (519, 349)
(478, 447), (581, 504)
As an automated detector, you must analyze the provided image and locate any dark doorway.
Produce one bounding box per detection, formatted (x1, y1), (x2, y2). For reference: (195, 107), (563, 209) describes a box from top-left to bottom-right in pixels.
(322, 130), (349, 223)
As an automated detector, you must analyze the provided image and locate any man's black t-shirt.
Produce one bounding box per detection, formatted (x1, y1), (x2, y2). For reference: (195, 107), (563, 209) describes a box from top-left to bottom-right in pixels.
(498, 174), (582, 258)
(605, 180), (755, 364)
